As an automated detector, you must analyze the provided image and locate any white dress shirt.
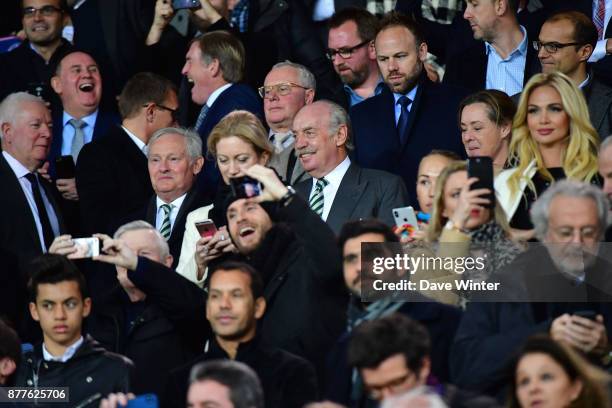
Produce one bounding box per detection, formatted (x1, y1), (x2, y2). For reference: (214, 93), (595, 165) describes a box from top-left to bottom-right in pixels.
(590, 0), (612, 62)
(2, 151), (60, 252)
(156, 193), (187, 234)
(206, 83), (233, 109)
(310, 156), (351, 221)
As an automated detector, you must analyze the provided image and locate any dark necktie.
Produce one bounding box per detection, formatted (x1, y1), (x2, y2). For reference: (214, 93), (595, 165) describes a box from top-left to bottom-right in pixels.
(396, 95), (412, 145)
(25, 173), (55, 250)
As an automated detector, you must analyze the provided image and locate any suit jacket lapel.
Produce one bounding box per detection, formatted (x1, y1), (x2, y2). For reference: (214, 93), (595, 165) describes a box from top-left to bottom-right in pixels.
(169, 189), (197, 243)
(326, 163), (367, 233)
(584, 78), (611, 133)
(145, 196), (157, 227)
(38, 178), (66, 234)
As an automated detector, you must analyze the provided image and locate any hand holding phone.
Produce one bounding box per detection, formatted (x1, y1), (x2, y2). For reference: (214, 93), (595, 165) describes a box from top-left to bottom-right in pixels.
(230, 176), (262, 199)
(68, 237), (100, 259)
(172, 0), (200, 9)
(467, 157), (494, 209)
(55, 155), (75, 179)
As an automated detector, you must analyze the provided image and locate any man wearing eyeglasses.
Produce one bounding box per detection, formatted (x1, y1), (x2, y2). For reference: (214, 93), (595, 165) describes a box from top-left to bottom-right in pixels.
(76, 72), (178, 236)
(0, 0), (72, 107)
(327, 8), (384, 107)
(536, 11), (612, 140)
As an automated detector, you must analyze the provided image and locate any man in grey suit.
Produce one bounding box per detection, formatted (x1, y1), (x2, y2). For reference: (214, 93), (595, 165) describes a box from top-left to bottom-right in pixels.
(293, 100), (409, 234)
(261, 61), (315, 184)
(537, 11), (612, 139)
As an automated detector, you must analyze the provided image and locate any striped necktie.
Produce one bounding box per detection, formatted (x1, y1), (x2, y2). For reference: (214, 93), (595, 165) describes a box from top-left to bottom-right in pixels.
(194, 104), (210, 131)
(309, 178), (329, 217)
(159, 204), (173, 240)
(594, 0), (606, 40)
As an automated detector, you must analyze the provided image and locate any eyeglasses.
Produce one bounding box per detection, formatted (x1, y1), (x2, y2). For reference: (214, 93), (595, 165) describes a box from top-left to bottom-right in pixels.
(532, 41), (582, 54)
(326, 39), (371, 60)
(258, 82), (309, 99)
(144, 103), (179, 121)
(23, 5), (62, 18)
(365, 371), (415, 400)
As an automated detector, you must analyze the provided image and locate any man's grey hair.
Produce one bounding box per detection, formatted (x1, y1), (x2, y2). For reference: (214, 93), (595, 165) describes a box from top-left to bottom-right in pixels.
(320, 100), (354, 151)
(114, 220), (170, 259)
(271, 61), (316, 90)
(0, 92), (45, 138)
(600, 136), (612, 153)
(147, 127), (203, 163)
(531, 179), (609, 241)
(189, 360), (264, 408)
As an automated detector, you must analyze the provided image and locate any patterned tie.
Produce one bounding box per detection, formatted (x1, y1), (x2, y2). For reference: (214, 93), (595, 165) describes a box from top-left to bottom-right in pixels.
(68, 118), (86, 161)
(159, 204), (173, 240)
(194, 104), (210, 131)
(25, 173), (55, 250)
(309, 178), (329, 217)
(396, 95), (412, 145)
(594, 0), (606, 40)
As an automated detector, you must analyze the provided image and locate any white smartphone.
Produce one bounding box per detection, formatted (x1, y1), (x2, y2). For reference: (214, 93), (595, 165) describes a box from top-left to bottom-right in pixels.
(68, 237), (100, 259)
(392, 206), (419, 228)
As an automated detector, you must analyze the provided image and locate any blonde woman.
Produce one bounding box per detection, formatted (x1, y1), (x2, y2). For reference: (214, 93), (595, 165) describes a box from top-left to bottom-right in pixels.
(176, 111), (273, 286)
(495, 72), (600, 240)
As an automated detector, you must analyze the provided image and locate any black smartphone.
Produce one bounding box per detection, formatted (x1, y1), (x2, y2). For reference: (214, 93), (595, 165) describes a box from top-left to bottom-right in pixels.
(467, 156), (494, 209)
(55, 155), (76, 179)
(172, 0), (200, 9)
(574, 310), (597, 321)
(230, 176), (262, 199)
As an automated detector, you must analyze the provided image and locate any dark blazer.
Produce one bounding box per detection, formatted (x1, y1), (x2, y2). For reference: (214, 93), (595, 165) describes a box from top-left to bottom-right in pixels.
(48, 109), (118, 179)
(350, 78), (468, 207)
(444, 35), (541, 93)
(143, 188), (210, 269)
(584, 76), (612, 139)
(295, 162), (409, 234)
(76, 125), (154, 235)
(195, 83), (264, 199)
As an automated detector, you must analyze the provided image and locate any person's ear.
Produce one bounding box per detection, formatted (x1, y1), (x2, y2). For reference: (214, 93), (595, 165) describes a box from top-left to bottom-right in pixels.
(570, 379), (583, 401)
(259, 151), (270, 166)
(368, 40), (376, 60)
(500, 121), (512, 140)
(192, 156), (205, 175)
(335, 124), (349, 147)
(50, 75), (62, 95)
(145, 103), (156, 123)
(82, 297), (92, 318)
(305, 88), (315, 104)
(578, 44), (593, 63)
(418, 41), (428, 63)
(417, 356), (431, 385)
(29, 302), (40, 322)
(208, 58), (221, 77)
(254, 297), (266, 319)
(164, 254), (174, 268)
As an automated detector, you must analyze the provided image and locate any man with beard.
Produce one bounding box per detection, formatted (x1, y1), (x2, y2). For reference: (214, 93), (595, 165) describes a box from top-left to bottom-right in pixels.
(350, 12), (467, 206)
(451, 180), (612, 398)
(327, 8), (385, 107)
(164, 261), (318, 408)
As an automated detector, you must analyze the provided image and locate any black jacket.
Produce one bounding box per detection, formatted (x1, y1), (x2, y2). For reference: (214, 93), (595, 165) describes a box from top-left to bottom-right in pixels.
(15, 336), (132, 408)
(163, 336), (318, 408)
(86, 258), (210, 396)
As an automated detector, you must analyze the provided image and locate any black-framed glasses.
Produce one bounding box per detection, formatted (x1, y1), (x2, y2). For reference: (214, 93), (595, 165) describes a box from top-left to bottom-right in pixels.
(326, 39), (371, 60)
(23, 5), (62, 17)
(532, 40), (582, 54)
(144, 103), (179, 121)
(258, 82), (309, 99)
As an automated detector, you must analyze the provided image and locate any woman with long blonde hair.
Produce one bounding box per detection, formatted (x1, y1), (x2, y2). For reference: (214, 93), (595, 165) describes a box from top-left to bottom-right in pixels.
(495, 72), (599, 239)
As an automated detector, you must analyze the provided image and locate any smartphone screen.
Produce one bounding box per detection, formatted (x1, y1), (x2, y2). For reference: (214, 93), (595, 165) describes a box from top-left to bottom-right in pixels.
(68, 237), (100, 259)
(230, 176), (262, 199)
(195, 220), (217, 238)
(467, 157), (494, 209)
(55, 155), (76, 179)
(172, 0), (200, 9)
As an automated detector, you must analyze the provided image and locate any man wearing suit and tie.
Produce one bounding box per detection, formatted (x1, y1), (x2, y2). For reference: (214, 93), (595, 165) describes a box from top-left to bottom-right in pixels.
(350, 12), (467, 207)
(144, 127), (209, 268)
(76, 72), (178, 235)
(182, 30), (263, 199)
(294, 100), (409, 235)
(48, 50), (118, 201)
(0, 93), (65, 262)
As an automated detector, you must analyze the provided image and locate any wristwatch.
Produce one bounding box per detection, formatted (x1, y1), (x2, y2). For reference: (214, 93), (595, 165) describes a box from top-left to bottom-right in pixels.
(279, 185), (296, 207)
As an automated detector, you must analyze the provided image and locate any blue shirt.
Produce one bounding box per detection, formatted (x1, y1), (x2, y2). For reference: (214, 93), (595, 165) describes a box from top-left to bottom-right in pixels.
(344, 79), (386, 107)
(485, 26), (528, 96)
(60, 110), (98, 156)
(393, 85), (419, 125)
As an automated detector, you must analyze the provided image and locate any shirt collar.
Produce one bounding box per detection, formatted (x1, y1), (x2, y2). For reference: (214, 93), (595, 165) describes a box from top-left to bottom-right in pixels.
(393, 84), (419, 105)
(2, 151), (32, 179)
(121, 125), (147, 154)
(156, 192), (188, 209)
(62, 110), (99, 129)
(206, 83), (233, 108)
(578, 74), (591, 89)
(485, 25), (528, 59)
(311, 156), (351, 188)
(42, 336), (84, 362)
(343, 77), (386, 97)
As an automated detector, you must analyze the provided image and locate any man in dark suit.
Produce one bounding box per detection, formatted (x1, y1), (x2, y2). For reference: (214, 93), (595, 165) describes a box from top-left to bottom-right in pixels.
(76, 72), (178, 235)
(293, 101), (409, 235)
(350, 13), (467, 207)
(181, 30), (264, 199)
(536, 11), (612, 139)
(143, 127), (209, 268)
(47, 50), (118, 201)
(444, 0), (541, 94)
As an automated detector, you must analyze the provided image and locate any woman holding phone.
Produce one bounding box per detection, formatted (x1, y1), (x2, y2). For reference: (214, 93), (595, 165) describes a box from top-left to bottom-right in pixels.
(176, 111), (273, 286)
(495, 72), (600, 241)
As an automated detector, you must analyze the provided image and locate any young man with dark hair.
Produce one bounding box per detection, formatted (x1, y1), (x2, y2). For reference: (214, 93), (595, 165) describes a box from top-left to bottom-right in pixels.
(164, 260), (318, 408)
(15, 254), (132, 407)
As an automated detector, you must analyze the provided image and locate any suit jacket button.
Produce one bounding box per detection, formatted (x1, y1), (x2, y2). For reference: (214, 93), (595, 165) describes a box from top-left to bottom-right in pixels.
(86, 376), (93, 383)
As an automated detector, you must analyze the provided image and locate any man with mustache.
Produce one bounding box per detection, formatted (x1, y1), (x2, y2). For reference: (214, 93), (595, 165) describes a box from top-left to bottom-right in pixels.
(350, 12), (467, 207)
(327, 8), (384, 107)
(164, 261), (318, 408)
(293, 100), (408, 234)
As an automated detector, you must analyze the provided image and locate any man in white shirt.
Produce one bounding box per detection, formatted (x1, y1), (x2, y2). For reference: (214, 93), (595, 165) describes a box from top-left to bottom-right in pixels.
(292, 100), (408, 234)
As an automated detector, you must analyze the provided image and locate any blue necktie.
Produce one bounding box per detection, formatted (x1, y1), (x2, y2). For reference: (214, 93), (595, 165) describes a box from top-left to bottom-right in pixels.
(396, 95), (412, 145)
(194, 104), (209, 131)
